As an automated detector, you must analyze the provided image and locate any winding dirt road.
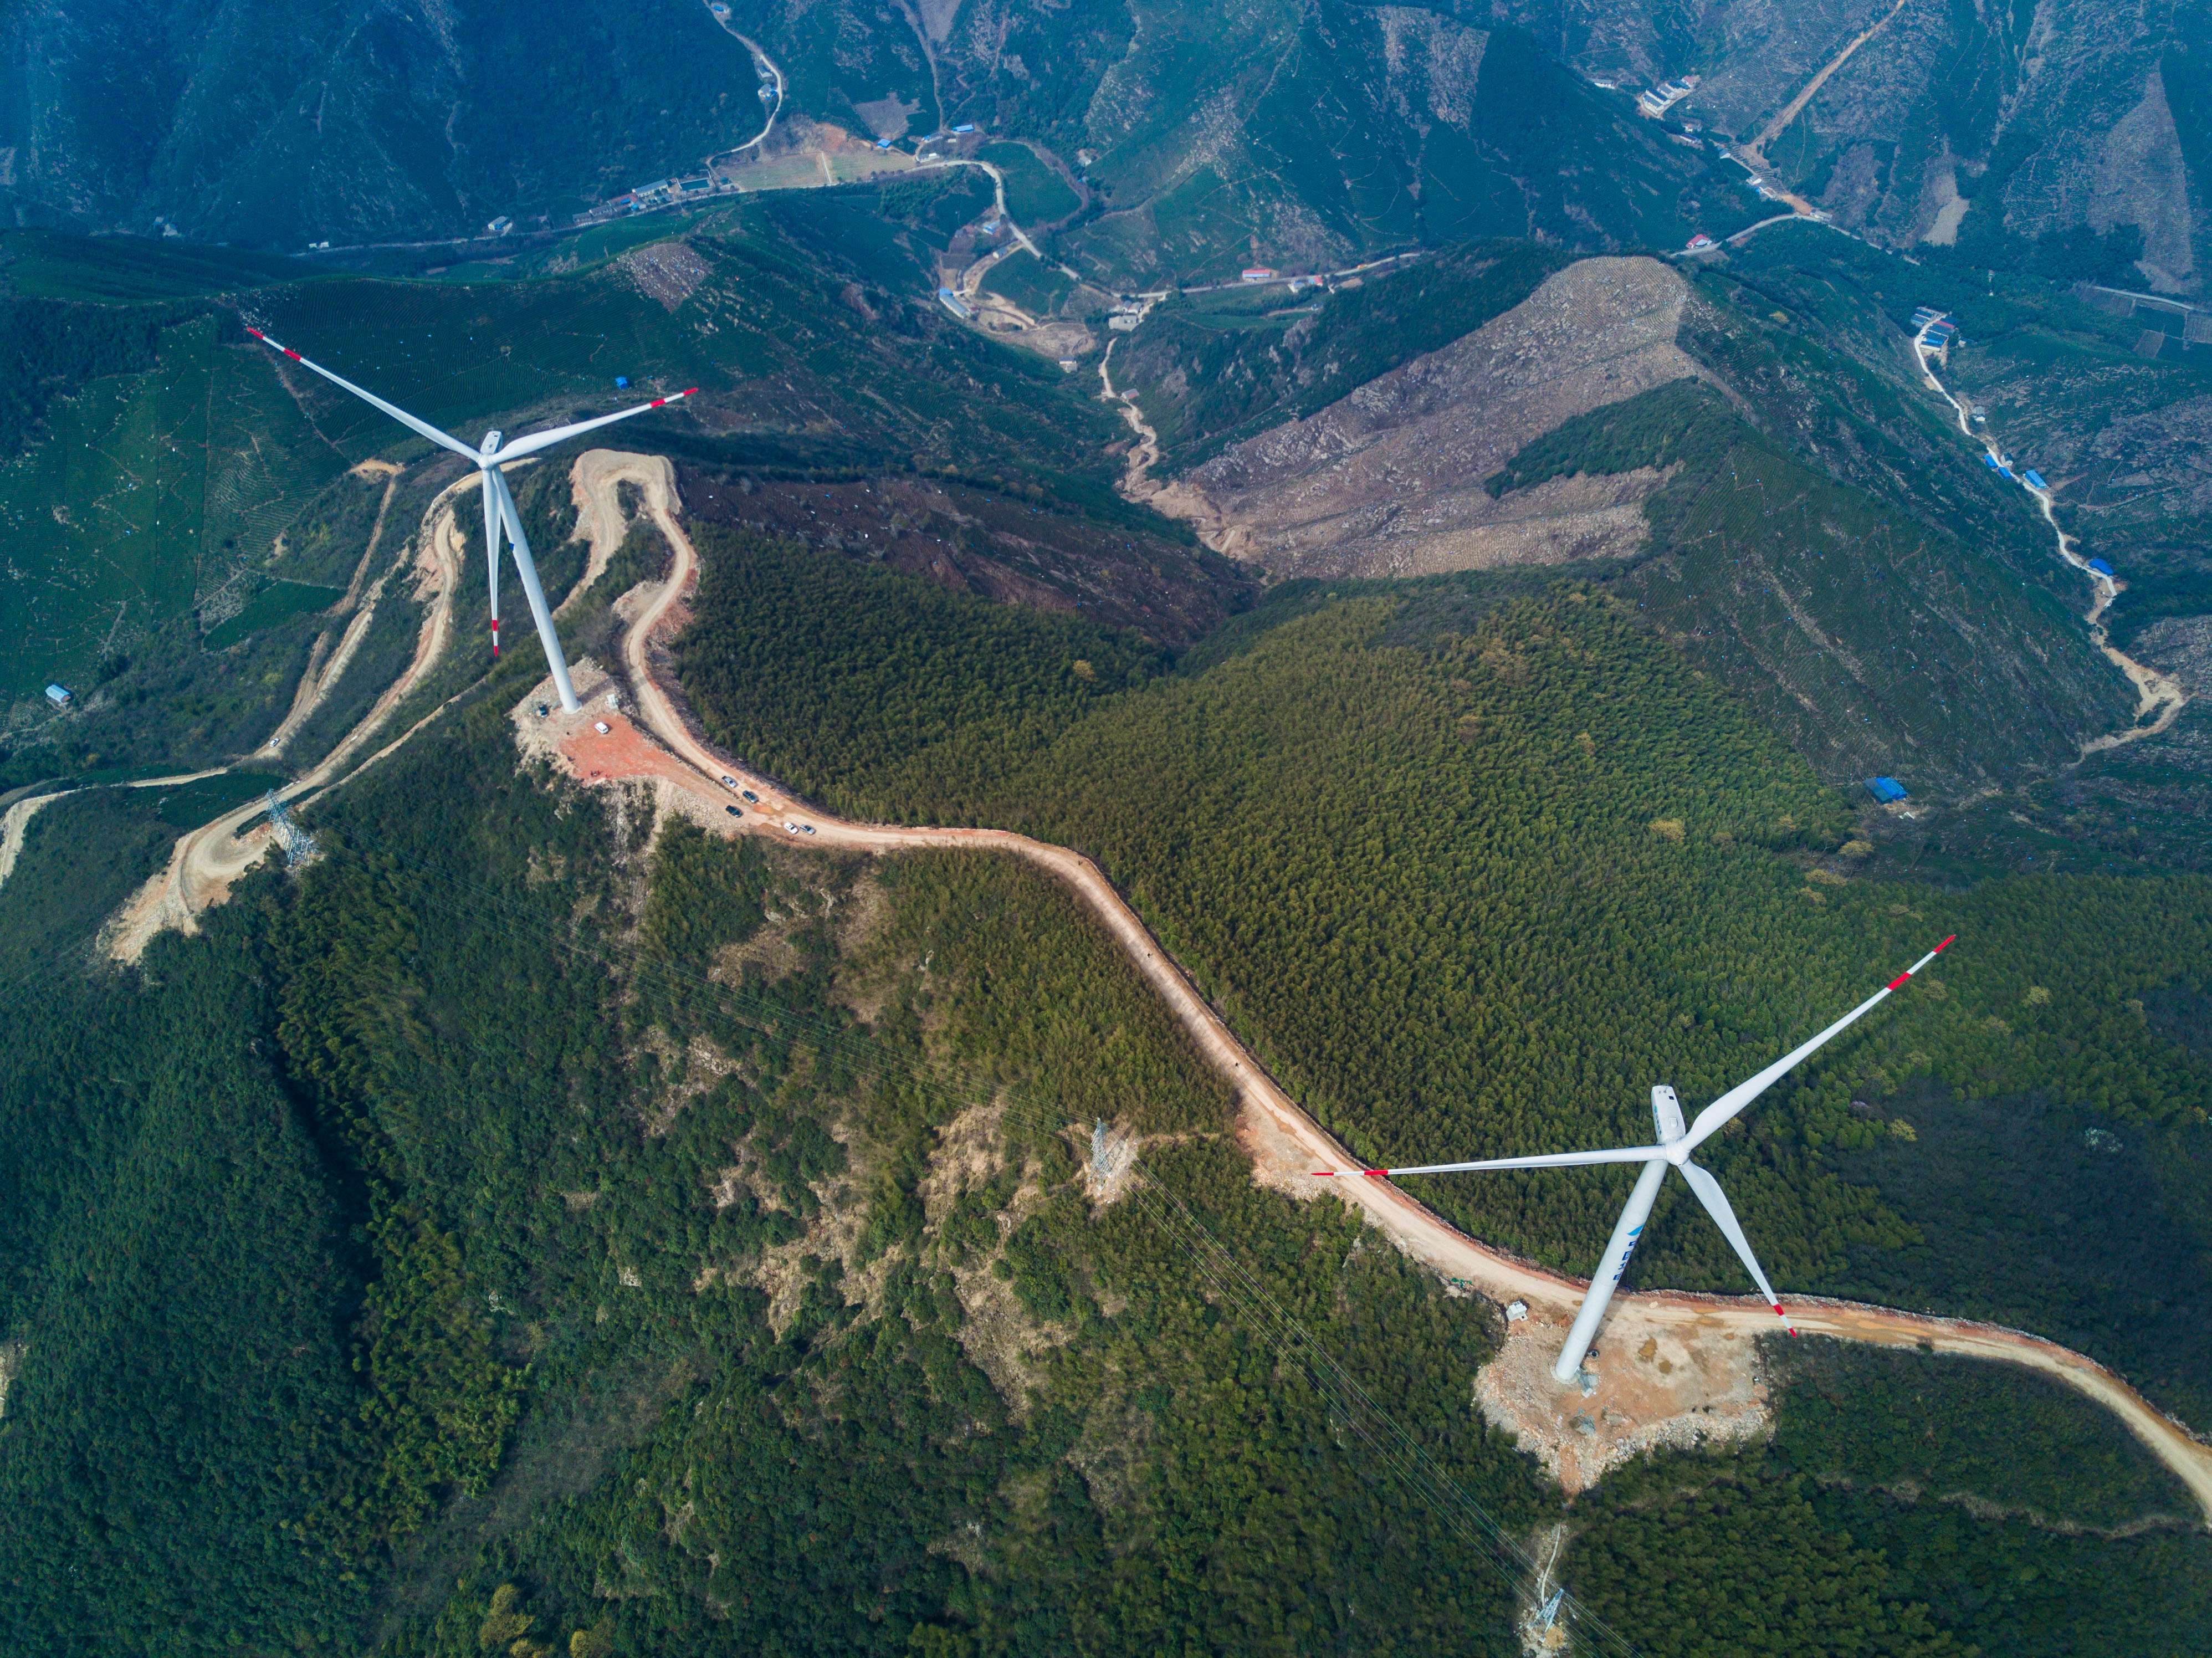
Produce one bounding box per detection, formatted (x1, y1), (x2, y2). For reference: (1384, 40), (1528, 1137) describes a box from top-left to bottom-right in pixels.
(552, 448), (2212, 1517)
(105, 470), (475, 962)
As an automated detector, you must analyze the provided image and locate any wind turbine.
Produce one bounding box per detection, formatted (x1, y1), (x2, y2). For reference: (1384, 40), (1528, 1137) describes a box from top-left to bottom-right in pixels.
(246, 327), (696, 713)
(1319, 936), (1954, 1384)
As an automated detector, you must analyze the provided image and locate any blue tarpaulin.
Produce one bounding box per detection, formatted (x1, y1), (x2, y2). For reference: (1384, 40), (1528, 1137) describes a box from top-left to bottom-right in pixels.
(1867, 776), (1908, 804)
(2088, 559), (2114, 576)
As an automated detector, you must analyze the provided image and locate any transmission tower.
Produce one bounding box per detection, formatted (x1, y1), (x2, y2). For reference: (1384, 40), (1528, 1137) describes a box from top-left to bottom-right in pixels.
(264, 791), (316, 868)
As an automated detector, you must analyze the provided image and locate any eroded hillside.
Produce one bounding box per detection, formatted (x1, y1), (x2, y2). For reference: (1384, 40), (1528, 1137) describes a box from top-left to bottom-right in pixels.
(1153, 257), (1699, 578)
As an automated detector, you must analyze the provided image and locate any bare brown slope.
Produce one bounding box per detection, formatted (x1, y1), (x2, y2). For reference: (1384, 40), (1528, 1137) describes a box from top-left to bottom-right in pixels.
(1155, 257), (1699, 579)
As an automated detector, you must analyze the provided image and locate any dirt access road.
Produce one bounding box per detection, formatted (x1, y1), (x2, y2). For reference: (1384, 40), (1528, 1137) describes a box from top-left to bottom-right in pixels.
(1730, 0), (1911, 214)
(105, 469), (477, 962)
(550, 448), (2212, 1514)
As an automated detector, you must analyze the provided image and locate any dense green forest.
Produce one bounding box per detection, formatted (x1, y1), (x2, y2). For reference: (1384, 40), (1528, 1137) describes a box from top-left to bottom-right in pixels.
(0, 693), (1561, 1654)
(674, 539), (2212, 1422)
(7, 688), (2204, 1653)
(1568, 1338), (2212, 1657)
(6, 193), (2209, 1657)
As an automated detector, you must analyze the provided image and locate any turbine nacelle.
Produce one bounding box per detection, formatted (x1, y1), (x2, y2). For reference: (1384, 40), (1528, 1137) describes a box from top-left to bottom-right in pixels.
(1315, 937), (1957, 1384)
(243, 326), (697, 713)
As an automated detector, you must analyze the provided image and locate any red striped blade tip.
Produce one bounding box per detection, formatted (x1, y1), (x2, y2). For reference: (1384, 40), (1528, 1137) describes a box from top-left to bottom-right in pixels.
(1934, 934), (1957, 952)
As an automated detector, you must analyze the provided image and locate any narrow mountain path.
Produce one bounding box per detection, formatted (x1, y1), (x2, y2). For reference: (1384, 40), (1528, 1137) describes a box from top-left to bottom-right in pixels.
(1742, 0), (1911, 170)
(696, 4), (785, 157)
(559, 448), (2212, 1515)
(1911, 320), (2187, 751)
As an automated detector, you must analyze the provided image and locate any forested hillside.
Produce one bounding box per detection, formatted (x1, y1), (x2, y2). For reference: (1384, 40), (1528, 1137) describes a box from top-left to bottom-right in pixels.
(675, 536), (2212, 1423)
(6, 61), (2209, 1651)
(0, 0), (770, 249)
(1478, 0), (2211, 293)
(1487, 376), (2134, 787)
(6, 673), (2206, 1655)
(1122, 245), (2138, 794)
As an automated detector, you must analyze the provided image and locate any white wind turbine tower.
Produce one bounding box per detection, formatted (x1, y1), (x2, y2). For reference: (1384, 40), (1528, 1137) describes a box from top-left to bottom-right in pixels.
(247, 327), (695, 713)
(1320, 936), (1954, 1384)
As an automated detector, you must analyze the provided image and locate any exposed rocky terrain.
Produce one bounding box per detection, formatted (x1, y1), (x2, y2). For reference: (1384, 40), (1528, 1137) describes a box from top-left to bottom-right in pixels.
(1495, 0), (2210, 293)
(1152, 257), (1699, 579)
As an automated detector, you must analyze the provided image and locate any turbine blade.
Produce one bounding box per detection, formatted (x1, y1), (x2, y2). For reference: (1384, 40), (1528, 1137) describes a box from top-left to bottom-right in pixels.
(492, 468), (580, 712)
(1314, 1144), (1668, 1178)
(1683, 936), (1955, 1150)
(1553, 1158), (1670, 1383)
(244, 328), (481, 463)
(1678, 1159), (1794, 1332)
(482, 470), (502, 658)
(492, 387), (699, 463)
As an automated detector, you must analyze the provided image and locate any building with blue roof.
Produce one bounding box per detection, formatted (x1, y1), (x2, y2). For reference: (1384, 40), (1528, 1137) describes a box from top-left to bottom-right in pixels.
(1866, 776), (1908, 804)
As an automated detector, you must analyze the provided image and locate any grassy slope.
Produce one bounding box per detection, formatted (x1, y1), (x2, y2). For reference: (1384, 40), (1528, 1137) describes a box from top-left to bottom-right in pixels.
(977, 142), (1080, 224)
(1487, 376), (2134, 787)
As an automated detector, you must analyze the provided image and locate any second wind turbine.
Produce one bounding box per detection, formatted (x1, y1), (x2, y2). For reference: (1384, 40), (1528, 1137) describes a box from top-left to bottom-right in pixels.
(1320, 937), (1955, 1384)
(247, 327), (695, 713)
